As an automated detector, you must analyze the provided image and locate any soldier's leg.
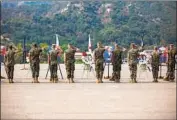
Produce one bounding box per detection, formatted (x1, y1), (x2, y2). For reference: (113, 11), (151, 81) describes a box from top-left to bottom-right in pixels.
(169, 63), (175, 82)
(10, 66), (14, 83)
(152, 66), (156, 82)
(164, 64), (170, 81)
(117, 70), (121, 83)
(129, 64), (133, 83)
(70, 62), (75, 83)
(49, 64), (53, 82)
(35, 62), (40, 83)
(6, 66), (11, 83)
(54, 64), (58, 83)
(110, 64), (115, 81)
(132, 64), (137, 83)
(95, 61), (100, 83)
(99, 61), (104, 83)
(50, 65), (54, 82)
(30, 63), (35, 83)
(66, 61), (71, 83)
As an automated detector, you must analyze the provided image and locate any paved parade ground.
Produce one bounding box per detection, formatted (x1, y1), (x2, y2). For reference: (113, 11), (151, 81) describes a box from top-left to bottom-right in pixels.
(1, 63), (176, 119)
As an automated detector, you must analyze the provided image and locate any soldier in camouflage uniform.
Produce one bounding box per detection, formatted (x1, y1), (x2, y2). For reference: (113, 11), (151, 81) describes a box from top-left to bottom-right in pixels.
(111, 44), (122, 83)
(29, 43), (42, 83)
(151, 46), (160, 82)
(93, 42), (106, 83)
(64, 44), (79, 83)
(127, 43), (143, 83)
(48, 44), (63, 83)
(4, 45), (17, 83)
(164, 44), (177, 82)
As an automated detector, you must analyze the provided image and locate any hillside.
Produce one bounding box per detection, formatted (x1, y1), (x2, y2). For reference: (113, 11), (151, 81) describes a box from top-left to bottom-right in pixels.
(1, 1), (176, 50)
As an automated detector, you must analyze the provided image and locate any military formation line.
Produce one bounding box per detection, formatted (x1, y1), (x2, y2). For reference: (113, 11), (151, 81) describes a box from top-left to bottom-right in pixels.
(2, 42), (176, 83)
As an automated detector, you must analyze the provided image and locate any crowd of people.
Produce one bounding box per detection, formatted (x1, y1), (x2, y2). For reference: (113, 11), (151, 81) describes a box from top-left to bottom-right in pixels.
(1, 42), (177, 84)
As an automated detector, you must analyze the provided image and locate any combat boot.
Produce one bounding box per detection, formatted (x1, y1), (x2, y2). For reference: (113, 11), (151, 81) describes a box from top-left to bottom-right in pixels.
(36, 77), (40, 83)
(50, 78), (52, 82)
(8, 79), (11, 83)
(109, 76), (115, 81)
(11, 79), (14, 83)
(132, 78), (137, 83)
(54, 77), (58, 83)
(115, 79), (120, 83)
(71, 78), (75, 83)
(163, 76), (169, 81)
(99, 79), (103, 83)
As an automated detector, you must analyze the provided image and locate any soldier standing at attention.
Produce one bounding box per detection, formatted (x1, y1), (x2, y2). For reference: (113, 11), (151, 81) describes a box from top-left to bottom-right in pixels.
(127, 43), (143, 83)
(111, 44), (122, 83)
(164, 44), (176, 82)
(48, 44), (63, 83)
(151, 46), (160, 82)
(93, 42), (106, 83)
(64, 44), (79, 83)
(29, 43), (42, 83)
(4, 44), (18, 83)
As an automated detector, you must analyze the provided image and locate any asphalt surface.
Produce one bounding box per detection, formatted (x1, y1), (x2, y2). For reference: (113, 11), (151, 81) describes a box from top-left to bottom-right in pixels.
(1, 64), (176, 119)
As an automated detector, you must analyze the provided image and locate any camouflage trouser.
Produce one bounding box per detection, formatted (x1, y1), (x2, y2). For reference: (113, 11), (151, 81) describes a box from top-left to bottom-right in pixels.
(65, 60), (75, 79)
(112, 63), (121, 80)
(6, 65), (14, 79)
(151, 64), (159, 79)
(30, 62), (40, 78)
(129, 63), (137, 79)
(50, 64), (58, 79)
(166, 62), (175, 80)
(95, 59), (104, 80)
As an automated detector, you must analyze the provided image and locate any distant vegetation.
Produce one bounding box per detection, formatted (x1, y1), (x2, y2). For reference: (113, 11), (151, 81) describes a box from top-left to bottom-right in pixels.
(1, 1), (176, 51)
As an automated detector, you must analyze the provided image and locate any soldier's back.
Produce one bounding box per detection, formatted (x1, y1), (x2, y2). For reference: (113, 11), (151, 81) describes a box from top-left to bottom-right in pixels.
(30, 48), (42, 62)
(65, 49), (76, 62)
(94, 48), (105, 60)
(50, 50), (58, 65)
(5, 49), (15, 66)
(128, 49), (138, 64)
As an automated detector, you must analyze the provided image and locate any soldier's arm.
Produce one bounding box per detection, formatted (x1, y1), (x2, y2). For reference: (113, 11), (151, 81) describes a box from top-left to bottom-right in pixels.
(127, 51), (130, 65)
(64, 52), (66, 64)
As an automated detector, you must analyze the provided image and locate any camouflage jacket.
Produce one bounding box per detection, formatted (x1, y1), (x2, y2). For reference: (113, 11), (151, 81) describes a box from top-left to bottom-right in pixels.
(4, 49), (15, 66)
(65, 49), (76, 62)
(111, 49), (122, 65)
(167, 49), (176, 63)
(29, 47), (42, 63)
(94, 48), (105, 62)
(128, 49), (139, 65)
(151, 51), (160, 65)
(49, 49), (59, 65)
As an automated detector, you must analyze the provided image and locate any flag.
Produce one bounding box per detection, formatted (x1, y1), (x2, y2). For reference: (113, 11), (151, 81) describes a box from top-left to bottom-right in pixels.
(88, 34), (92, 53)
(141, 39), (144, 47)
(56, 34), (59, 46)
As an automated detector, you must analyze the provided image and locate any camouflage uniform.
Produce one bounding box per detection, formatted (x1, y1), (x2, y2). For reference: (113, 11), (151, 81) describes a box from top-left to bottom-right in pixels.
(128, 43), (142, 83)
(94, 42), (105, 83)
(164, 44), (176, 82)
(29, 43), (42, 83)
(64, 44), (77, 83)
(48, 44), (59, 83)
(111, 44), (122, 83)
(151, 47), (160, 82)
(4, 45), (16, 83)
